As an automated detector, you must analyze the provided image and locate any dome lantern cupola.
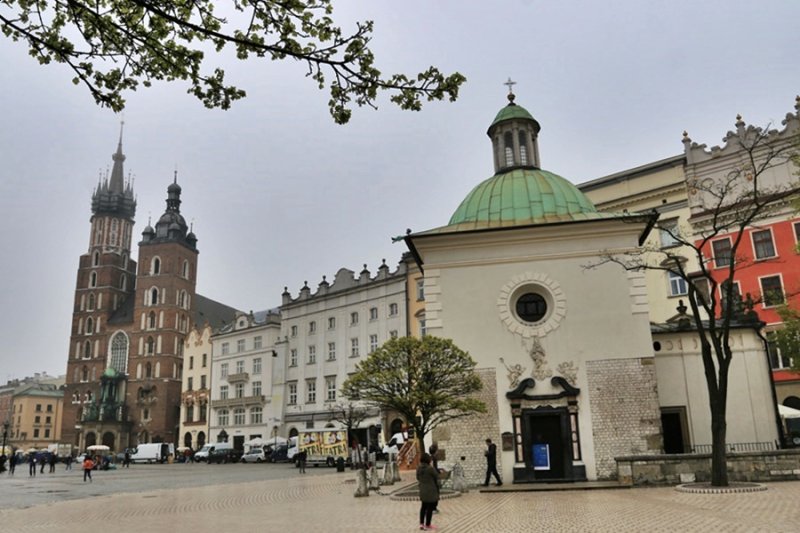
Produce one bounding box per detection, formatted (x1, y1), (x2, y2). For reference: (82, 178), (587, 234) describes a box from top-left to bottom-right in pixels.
(488, 79), (542, 173)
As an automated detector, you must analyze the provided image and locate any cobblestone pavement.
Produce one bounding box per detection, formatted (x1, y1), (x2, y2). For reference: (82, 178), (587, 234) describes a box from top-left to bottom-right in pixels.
(1, 466), (799, 532)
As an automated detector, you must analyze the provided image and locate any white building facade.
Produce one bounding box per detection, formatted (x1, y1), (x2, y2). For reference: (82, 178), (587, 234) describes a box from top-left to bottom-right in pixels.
(208, 311), (281, 449)
(279, 260), (407, 448)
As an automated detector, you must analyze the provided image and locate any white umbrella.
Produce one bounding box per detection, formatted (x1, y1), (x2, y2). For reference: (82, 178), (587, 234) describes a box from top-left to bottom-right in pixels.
(246, 438), (264, 447)
(778, 404), (800, 418)
(87, 444), (110, 452)
(267, 436), (287, 445)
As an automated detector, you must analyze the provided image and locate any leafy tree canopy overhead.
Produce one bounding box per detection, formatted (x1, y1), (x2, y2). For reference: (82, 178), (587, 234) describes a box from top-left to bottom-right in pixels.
(343, 336), (485, 446)
(0, 0), (466, 123)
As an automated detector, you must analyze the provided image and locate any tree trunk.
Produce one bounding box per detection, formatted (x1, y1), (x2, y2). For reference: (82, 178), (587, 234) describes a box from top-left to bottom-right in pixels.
(710, 393), (729, 486)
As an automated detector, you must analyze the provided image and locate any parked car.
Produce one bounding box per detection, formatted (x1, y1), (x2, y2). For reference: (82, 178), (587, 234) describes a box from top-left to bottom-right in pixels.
(265, 444), (289, 463)
(241, 449), (265, 463)
(208, 447), (243, 464)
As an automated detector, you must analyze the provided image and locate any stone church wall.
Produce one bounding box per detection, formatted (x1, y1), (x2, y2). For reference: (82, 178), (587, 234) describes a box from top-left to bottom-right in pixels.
(431, 368), (500, 485)
(586, 357), (662, 479)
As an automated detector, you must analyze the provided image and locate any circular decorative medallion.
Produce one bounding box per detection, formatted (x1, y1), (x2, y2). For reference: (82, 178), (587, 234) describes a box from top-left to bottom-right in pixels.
(497, 272), (566, 338)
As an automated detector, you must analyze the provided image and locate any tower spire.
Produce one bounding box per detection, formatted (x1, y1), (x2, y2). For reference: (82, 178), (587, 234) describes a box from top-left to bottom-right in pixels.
(109, 117), (126, 194)
(503, 77), (517, 105)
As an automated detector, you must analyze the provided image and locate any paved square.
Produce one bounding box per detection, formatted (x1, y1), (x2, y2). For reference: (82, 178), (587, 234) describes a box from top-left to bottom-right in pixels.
(0, 464), (798, 532)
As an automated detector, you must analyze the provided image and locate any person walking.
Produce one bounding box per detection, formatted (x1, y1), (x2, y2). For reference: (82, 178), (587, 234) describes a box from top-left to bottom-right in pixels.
(482, 438), (502, 487)
(416, 452), (440, 530)
(123, 450), (131, 468)
(428, 443), (441, 514)
(65, 454), (73, 471)
(48, 453), (57, 473)
(297, 449), (307, 474)
(83, 456), (95, 483)
(28, 455), (36, 477)
(8, 453), (15, 476)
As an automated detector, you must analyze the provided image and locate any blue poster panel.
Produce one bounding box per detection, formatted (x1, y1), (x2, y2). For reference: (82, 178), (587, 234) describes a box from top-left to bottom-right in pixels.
(532, 443), (550, 470)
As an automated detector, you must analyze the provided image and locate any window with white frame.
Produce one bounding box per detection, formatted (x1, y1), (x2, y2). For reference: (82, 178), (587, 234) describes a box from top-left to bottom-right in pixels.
(766, 331), (792, 369)
(290, 325), (298, 337)
(760, 275), (785, 307)
(326, 376), (336, 402)
(419, 315), (427, 337)
(233, 408), (245, 425)
(328, 317), (336, 329)
(369, 307), (378, 320)
(252, 381), (261, 397)
(308, 345), (316, 364)
(328, 342), (336, 361)
(416, 279), (425, 300)
(221, 342), (230, 355)
(217, 409), (229, 426)
(250, 406), (263, 424)
(668, 271), (687, 296)
(369, 334), (378, 353)
(711, 238), (733, 269)
(306, 379), (316, 403)
(659, 218), (680, 248)
(220, 385), (229, 400)
(719, 280), (741, 314)
(253, 358), (262, 374)
(350, 338), (359, 357)
(350, 312), (359, 325)
(288, 382), (297, 405)
(235, 383), (245, 398)
(309, 321), (316, 334)
(220, 363), (228, 378)
(290, 349), (298, 367)
(752, 229), (776, 260)
(253, 336), (263, 350)
(237, 339), (245, 353)
(389, 303), (398, 316)
(236, 360), (245, 374)
(390, 330), (398, 339)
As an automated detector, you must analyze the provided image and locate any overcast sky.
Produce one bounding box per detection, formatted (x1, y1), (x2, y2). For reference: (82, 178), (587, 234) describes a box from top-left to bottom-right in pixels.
(1, 1), (798, 381)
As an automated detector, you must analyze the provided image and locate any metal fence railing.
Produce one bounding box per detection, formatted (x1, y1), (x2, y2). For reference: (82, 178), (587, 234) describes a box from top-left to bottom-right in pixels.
(689, 441), (777, 454)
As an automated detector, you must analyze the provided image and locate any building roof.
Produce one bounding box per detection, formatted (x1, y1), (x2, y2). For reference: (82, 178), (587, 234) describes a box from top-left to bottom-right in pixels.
(774, 369), (800, 383)
(193, 294), (240, 332)
(490, 101), (536, 127)
(447, 168), (602, 230)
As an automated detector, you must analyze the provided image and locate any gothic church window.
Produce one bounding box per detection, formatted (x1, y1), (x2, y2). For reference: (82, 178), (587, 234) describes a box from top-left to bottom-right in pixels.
(81, 366), (88, 382)
(148, 312), (156, 329)
(182, 260), (189, 278)
(84, 341), (92, 359)
(88, 294), (95, 311)
(93, 251), (100, 266)
(110, 219), (119, 246)
(145, 362), (152, 378)
(146, 336), (155, 355)
(109, 332), (129, 373)
(86, 318), (94, 335)
(150, 288), (159, 306)
(89, 271), (97, 288)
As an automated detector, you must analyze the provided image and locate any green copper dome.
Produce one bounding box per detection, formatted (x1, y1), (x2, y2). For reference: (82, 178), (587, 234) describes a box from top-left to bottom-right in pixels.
(446, 168), (602, 230)
(490, 103), (536, 127)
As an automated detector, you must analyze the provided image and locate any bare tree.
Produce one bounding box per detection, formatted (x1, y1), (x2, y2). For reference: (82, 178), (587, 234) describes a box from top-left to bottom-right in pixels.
(327, 400), (370, 466)
(591, 119), (799, 486)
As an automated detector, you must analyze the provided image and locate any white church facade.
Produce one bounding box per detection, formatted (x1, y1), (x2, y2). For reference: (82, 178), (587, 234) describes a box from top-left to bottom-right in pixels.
(404, 91), (779, 483)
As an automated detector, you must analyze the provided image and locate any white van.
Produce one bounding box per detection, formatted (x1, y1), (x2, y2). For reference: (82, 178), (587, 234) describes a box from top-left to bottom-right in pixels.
(130, 443), (174, 464)
(194, 442), (232, 462)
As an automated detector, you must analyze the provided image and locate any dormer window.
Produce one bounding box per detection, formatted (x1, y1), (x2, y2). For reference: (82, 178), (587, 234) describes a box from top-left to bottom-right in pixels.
(504, 131), (514, 167)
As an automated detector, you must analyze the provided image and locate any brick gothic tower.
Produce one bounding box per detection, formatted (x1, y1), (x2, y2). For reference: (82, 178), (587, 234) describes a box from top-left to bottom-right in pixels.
(62, 129), (138, 449)
(129, 175), (198, 445)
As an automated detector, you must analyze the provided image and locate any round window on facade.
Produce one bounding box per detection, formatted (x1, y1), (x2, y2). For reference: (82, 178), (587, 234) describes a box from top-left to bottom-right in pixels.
(515, 292), (548, 324)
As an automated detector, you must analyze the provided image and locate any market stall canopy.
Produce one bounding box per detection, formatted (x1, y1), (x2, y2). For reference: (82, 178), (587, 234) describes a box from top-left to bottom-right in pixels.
(87, 444), (110, 451)
(778, 404), (800, 418)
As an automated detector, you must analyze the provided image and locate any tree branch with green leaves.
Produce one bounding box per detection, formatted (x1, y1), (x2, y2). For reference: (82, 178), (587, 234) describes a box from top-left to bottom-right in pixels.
(0, 0), (465, 123)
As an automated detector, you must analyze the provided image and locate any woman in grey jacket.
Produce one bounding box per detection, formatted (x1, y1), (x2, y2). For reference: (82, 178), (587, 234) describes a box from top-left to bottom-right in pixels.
(416, 453), (440, 530)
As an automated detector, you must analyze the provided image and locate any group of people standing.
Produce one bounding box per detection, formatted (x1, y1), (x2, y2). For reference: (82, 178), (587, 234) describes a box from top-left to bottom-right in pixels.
(415, 438), (503, 530)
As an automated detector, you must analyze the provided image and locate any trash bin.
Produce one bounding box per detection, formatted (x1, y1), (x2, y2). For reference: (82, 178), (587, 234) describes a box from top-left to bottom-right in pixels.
(336, 457), (346, 472)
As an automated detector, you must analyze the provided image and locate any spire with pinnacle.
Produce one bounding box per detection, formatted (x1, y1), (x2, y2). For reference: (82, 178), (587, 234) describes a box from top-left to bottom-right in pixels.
(91, 121), (136, 219)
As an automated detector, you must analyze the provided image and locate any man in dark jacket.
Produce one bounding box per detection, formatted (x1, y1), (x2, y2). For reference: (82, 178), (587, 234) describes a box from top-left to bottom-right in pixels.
(482, 438), (502, 486)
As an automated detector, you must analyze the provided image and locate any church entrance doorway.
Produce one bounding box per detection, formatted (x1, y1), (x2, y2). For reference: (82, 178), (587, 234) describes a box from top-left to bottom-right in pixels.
(516, 407), (573, 482)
